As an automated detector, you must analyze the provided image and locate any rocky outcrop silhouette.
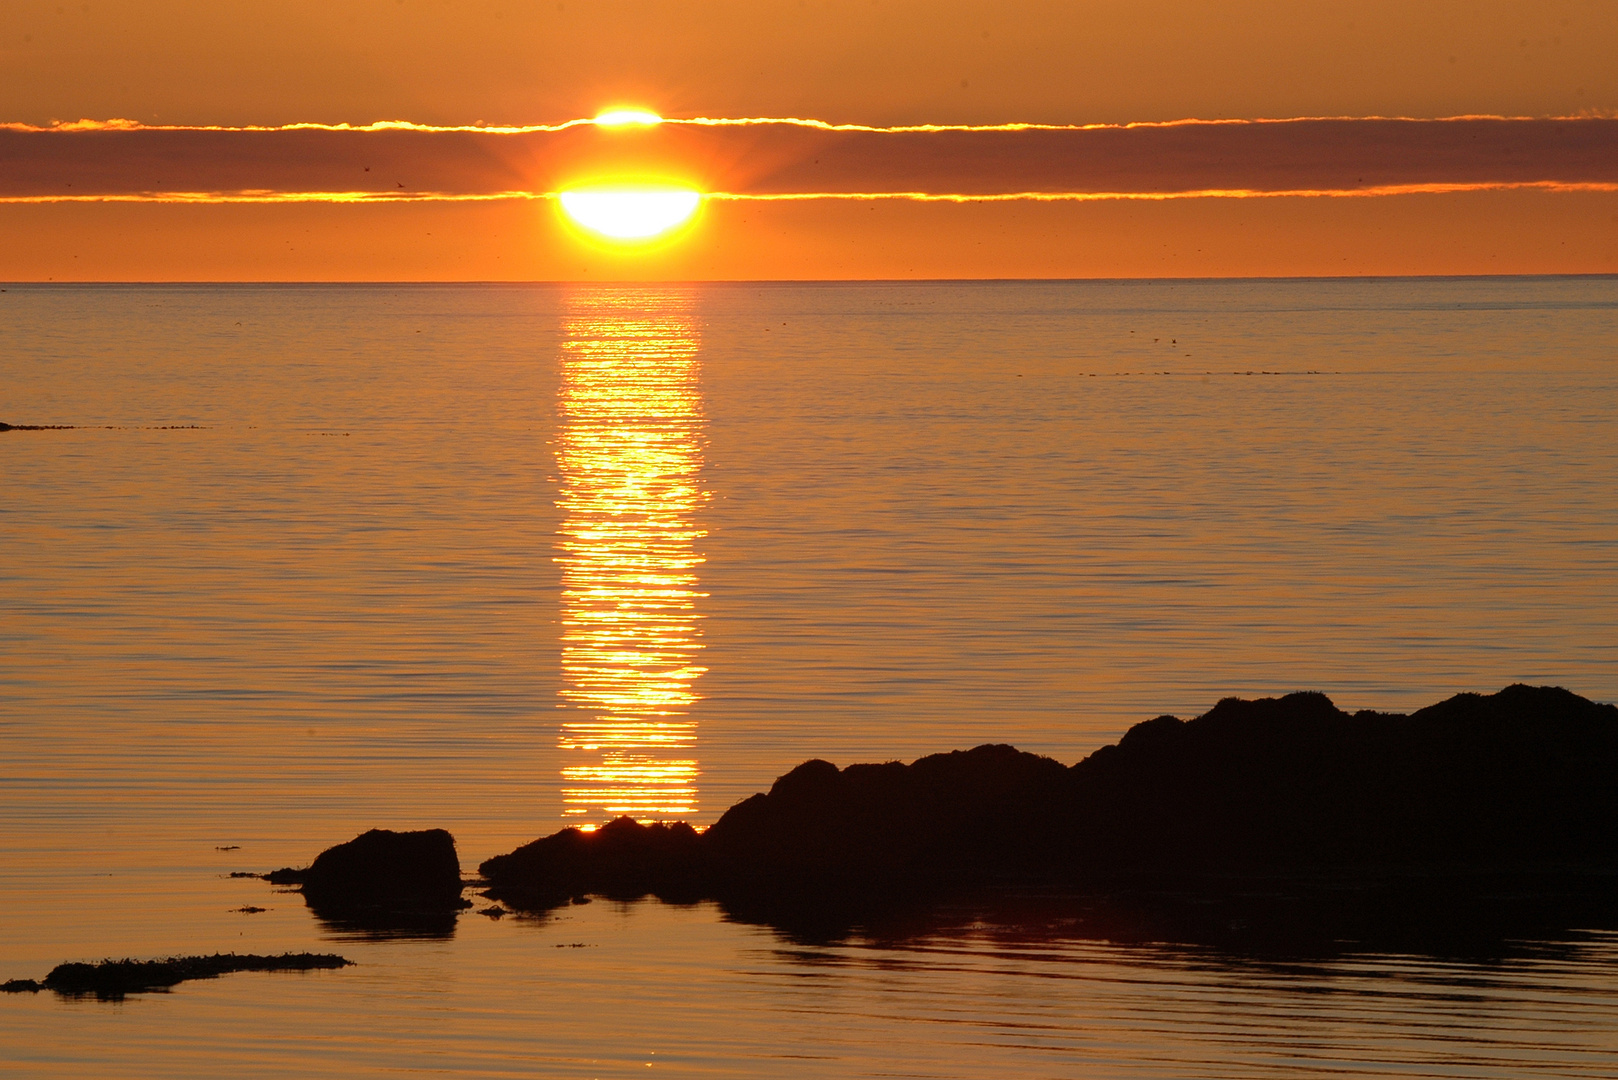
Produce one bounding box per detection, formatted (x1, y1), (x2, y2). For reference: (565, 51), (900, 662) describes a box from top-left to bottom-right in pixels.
(1060, 684), (1618, 870)
(267, 828), (469, 936)
(480, 685), (1618, 941)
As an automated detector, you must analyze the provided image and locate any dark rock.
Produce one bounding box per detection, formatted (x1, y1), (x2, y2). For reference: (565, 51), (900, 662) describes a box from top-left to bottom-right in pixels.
(1061, 684), (1618, 872)
(703, 742), (1069, 897)
(480, 685), (1618, 947)
(481, 817), (705, 910)
(2, 979), (42, 993)
(267, 828), (470, 937)
(293, 828), (464, 907)
(5, 953), (352, 1001)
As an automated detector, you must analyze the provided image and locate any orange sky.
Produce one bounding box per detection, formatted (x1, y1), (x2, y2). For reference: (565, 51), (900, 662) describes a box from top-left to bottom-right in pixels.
(3, 0), (1617, 279)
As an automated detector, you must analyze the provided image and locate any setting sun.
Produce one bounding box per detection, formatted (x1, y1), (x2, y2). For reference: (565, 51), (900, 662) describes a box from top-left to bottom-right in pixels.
(593, 108), (663, 127)
(557, 186), (702, 241)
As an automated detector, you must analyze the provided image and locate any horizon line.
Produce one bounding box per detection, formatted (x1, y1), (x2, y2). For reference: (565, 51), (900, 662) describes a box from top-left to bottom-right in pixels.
(7, 273), (1616, 286)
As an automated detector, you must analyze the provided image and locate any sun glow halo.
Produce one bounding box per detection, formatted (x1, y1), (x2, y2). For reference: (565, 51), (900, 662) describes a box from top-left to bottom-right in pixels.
(558, 186), (703, 241)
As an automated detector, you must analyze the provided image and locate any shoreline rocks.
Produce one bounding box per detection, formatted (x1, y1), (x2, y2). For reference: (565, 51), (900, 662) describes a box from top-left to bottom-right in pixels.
(479, 684), (1618, 941)
(244, 686), (1618, 947)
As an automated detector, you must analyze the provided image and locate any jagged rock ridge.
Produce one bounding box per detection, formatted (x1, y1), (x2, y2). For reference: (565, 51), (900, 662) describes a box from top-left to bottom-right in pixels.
(480, 685), (1618, 914)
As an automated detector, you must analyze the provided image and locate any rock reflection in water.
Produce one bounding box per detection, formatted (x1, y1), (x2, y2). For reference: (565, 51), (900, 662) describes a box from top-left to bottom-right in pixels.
(555, 288), (706, 824)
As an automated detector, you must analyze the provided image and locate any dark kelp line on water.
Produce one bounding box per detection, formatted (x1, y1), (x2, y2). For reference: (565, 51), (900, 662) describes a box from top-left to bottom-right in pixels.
(2, 954), (353, 1000)
(1, 422), (210, 431)
(260, 684), (1618, 952)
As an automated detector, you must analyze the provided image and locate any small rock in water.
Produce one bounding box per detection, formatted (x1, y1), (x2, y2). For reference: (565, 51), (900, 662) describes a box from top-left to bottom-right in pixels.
(271, 828), (465, 908)
(263, 828), (470, 937)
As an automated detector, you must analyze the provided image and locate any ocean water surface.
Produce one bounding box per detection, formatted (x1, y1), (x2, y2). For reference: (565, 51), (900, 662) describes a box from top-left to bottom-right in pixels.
(2, 277), (1616, 1076)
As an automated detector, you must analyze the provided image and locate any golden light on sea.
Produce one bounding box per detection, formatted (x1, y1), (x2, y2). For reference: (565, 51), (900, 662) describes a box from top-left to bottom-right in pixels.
(555, 287), (705, 823)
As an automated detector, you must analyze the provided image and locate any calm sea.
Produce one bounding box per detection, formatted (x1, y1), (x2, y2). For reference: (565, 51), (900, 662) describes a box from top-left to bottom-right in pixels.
(2, 278), (1616, 1076)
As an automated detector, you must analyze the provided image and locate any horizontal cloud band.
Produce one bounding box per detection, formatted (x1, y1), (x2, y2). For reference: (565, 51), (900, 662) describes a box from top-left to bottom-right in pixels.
(2, 117), (1614, 200)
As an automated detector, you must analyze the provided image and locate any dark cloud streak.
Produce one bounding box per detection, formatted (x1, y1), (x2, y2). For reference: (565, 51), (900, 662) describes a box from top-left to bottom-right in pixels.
(2, 117), (1615, 199)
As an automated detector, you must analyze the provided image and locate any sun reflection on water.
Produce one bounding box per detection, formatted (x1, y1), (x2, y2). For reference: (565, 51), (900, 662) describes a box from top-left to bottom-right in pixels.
(556, 288), (705, 822)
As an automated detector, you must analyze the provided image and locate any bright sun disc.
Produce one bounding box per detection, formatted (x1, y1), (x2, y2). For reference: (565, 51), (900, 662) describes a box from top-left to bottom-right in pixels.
(593, 109), (663, 127)
(558, 187), (702, 241)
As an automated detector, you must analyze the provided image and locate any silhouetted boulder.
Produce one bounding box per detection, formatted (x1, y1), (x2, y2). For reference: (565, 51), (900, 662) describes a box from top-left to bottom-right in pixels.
(481, 818), (705, 909)
(267, 829), (468, 935)
(703, 743), (1069, 897)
